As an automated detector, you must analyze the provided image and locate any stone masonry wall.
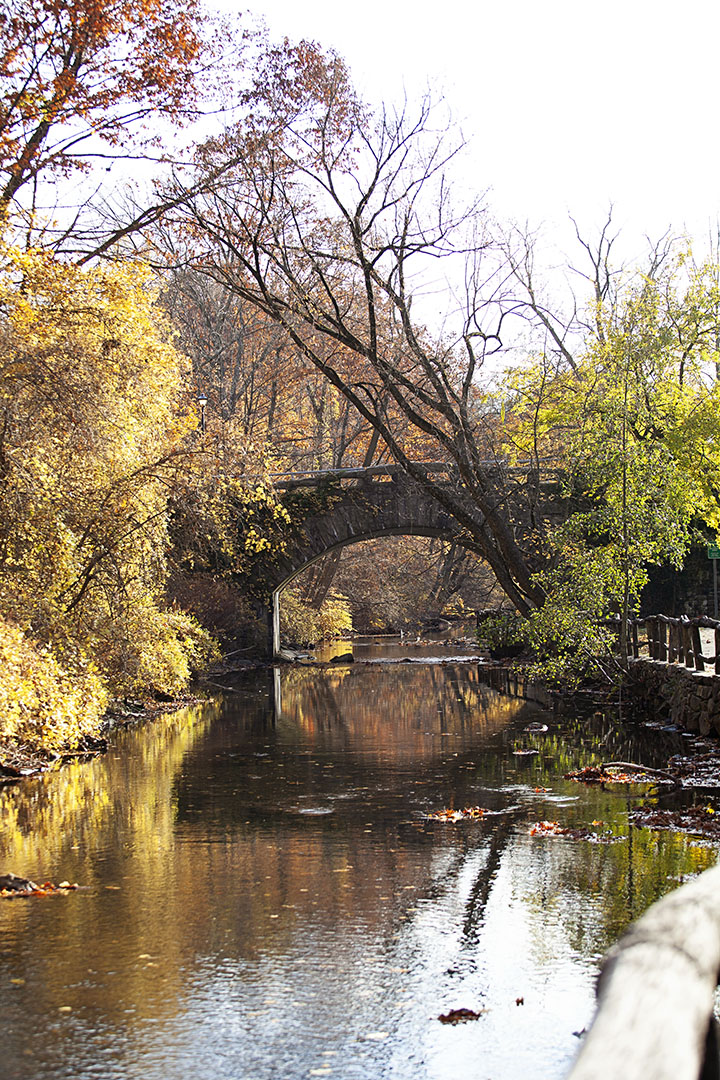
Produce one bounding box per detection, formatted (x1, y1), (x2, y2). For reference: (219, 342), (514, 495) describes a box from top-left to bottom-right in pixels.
(625, 659), (720, 736)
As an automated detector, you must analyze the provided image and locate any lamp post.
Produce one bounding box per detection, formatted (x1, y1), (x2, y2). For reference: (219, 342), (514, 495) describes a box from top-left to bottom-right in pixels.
(198, 392), (207, 433)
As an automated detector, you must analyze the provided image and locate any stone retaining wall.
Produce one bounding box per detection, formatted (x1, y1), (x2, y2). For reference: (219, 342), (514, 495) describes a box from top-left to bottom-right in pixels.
(625, 658), (720, 736)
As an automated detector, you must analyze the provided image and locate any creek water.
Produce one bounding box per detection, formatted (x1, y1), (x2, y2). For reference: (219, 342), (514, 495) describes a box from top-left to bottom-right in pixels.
(0, 643), (717, 1080)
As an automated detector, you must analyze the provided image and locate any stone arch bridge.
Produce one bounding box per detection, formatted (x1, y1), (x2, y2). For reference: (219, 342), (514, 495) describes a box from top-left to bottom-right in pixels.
(260, 461), (561, 656)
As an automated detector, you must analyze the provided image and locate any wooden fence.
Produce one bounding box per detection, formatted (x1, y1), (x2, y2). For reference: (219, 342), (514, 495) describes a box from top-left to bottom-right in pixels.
(566, 865), (720, 1080)
(622, 614), (720, 674)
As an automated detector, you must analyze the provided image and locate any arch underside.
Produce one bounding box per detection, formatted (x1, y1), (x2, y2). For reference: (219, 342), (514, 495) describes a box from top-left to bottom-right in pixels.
(274, 524), (471, 595)
(269, 523), (478, 656)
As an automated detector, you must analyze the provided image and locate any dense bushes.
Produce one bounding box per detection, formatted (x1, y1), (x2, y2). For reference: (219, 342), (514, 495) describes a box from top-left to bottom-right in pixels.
(0, 247), (222, 754)
(280, 588), (353, 647)
(0, 617), (107, 754)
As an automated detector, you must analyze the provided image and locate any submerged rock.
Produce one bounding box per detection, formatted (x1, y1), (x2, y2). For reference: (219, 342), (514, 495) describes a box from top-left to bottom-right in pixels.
(0, 873), (39, 893)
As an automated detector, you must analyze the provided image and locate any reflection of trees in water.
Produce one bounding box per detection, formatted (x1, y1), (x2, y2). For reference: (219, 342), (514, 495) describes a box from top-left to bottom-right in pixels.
(460, 822), (516, 946)
(0, 701), (219, 870)
(274, 664), (530, 757)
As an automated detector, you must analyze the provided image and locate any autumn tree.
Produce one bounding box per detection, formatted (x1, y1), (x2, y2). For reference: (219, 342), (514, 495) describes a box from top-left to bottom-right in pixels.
(0, 242), (228, 754)
(162, 270), (382, 472)
(164, 83), (546, 614)
(0, 0), (352, 264)
(0, 0), (222, 246)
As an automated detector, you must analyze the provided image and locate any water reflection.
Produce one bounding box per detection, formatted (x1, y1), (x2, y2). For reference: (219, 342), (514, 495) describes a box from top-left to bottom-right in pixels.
(0, 661), (716, 1080)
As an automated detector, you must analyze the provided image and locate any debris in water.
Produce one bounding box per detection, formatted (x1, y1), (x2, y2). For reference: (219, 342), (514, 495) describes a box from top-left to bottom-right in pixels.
(563, 762), (671, 785)
(528, 820), (620, 843)
(0, 873), (79, 898)
(629, 804), (720, 839)
(427, 806), (489, 821)
(438, 1007), (487, 1024)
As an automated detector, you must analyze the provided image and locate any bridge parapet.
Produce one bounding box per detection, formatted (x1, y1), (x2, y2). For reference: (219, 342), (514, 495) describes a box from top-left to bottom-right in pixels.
(271, 461), (458, 490)
(271, 460), (563, 492)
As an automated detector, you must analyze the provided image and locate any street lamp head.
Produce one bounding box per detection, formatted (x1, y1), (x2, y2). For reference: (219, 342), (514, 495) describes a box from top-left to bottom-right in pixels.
(197, 392), (208, 408)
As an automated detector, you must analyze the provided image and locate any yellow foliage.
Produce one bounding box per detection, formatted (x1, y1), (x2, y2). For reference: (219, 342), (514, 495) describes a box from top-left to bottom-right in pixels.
(85, 599), (219, 698)
(0, 244), (220, 747)
(0, 616), (107, 754)
(280, 589), (353, 647)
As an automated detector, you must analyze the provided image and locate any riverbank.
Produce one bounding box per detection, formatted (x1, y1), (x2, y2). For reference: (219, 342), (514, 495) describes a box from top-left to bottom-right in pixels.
(0, 644), (275, 782)
(0, 692), (208, 782)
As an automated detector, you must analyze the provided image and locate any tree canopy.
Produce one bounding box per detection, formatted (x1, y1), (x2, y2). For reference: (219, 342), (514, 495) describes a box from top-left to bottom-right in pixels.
(3, 0), (720, 761)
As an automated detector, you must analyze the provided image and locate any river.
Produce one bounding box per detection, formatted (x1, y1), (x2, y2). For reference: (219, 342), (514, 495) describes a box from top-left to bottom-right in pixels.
(0, 642), (717, 1080)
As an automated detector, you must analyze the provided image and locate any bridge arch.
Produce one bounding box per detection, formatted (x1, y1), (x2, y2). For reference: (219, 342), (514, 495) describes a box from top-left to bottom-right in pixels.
(266, 464), (468, 655)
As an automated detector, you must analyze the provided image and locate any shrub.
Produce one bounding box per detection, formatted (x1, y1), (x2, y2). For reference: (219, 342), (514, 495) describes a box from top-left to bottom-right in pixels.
(0, 617), (107, 754)
(280, 589), (353, 647)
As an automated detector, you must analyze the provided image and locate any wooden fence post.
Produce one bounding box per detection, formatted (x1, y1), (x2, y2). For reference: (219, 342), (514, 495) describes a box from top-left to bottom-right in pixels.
(566, 865), (720, 1080)
(645, 617), (656, 659)
(691, 624), (704, 671)
(677, 620), (685, 664)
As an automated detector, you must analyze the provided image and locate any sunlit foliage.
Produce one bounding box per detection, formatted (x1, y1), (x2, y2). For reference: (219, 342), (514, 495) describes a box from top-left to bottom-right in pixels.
(0, 243), (220, 748)
(280, 586), (353, 647)
(0, 615), (107, 752)
(503, 251), (720, 684)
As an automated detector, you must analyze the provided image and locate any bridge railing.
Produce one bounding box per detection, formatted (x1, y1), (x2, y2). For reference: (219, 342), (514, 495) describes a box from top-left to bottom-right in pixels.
(270, 461), (458, 488)
(617, 614), (720, 674)
(269, 460), (565, 490)
(566, 864), (720, 1080)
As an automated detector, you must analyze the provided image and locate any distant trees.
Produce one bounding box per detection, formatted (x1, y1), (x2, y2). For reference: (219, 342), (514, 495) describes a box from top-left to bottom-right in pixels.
(162, 271), (378, 472)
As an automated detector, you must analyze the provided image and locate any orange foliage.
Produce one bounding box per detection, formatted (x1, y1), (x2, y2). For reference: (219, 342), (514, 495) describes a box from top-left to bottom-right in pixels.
(0, 0), (215, 208)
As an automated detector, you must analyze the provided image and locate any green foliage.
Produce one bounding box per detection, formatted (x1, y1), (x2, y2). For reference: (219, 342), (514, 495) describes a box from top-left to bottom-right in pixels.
(503, 250), (720, 680)
(521, 544), (621, 688)
(476, 611), (527, 654)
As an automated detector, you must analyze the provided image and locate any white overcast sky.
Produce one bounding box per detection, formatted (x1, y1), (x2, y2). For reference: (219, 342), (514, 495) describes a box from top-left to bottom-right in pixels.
(235, 0), (720, 256)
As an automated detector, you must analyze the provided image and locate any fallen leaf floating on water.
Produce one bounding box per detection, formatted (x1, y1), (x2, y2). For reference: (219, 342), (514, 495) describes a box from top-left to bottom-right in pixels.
(564, 765), (628, 783)
(0, 873), (79, 898)
(438, 1007), (487, 1024)
(530, 820), (573, 836)
(427, 806), (490, 821)
(528, 820), (620, 843)
(564, 762), (677, 785)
